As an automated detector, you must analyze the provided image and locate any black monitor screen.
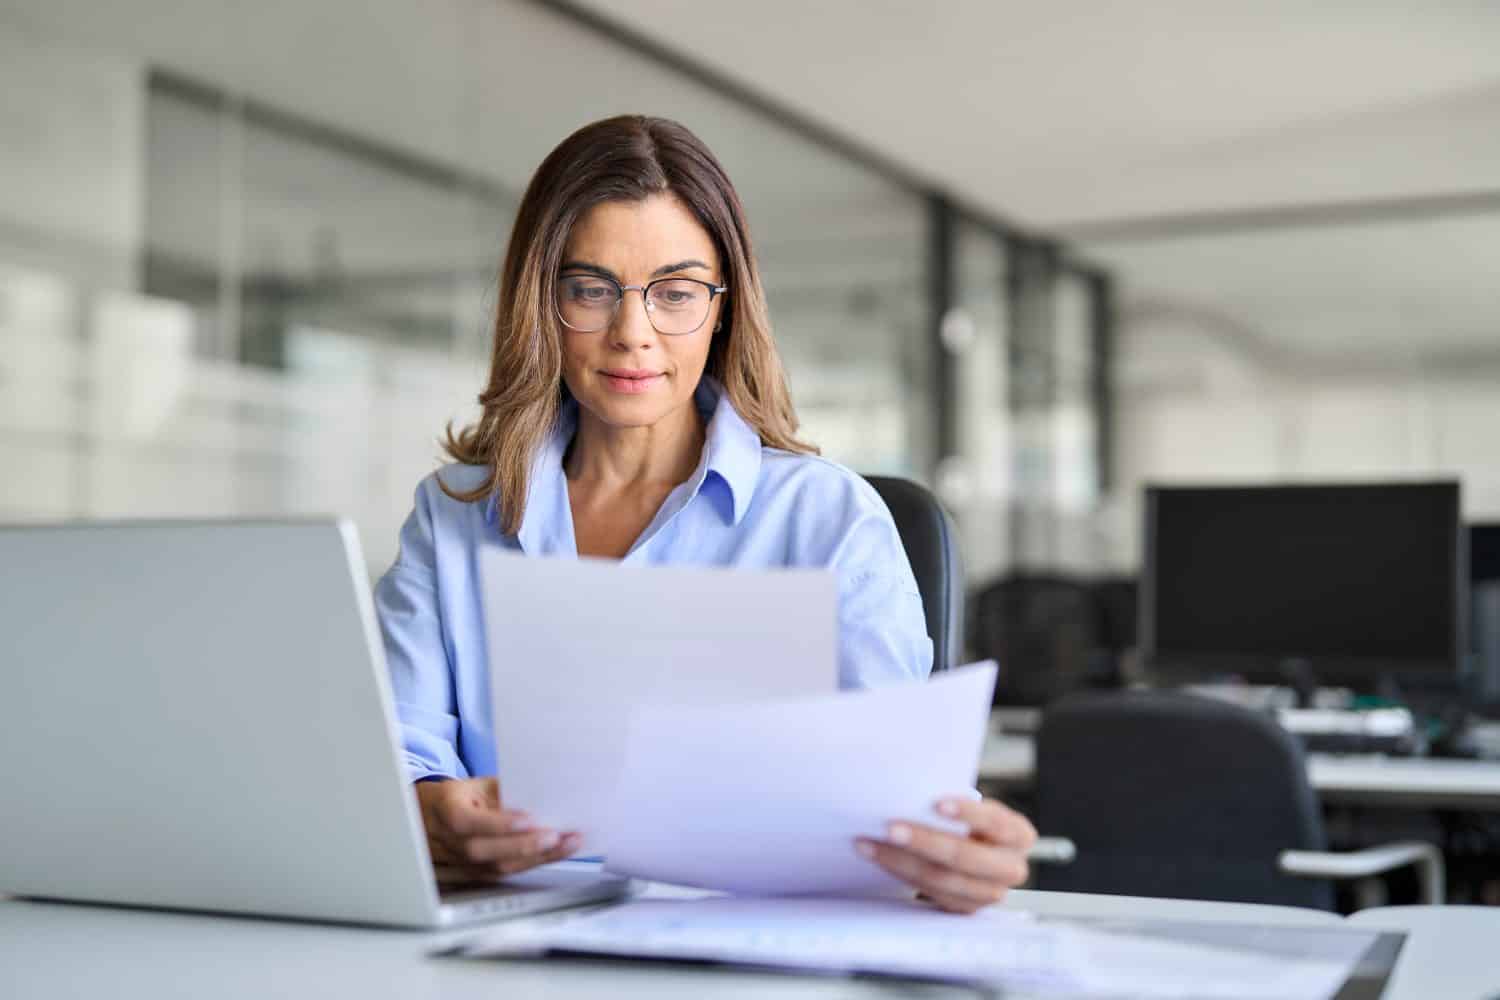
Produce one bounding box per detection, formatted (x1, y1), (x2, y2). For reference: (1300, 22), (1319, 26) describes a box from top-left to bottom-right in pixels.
(1144, 482), (1461, 679)
(1471, 523), (1500, 583)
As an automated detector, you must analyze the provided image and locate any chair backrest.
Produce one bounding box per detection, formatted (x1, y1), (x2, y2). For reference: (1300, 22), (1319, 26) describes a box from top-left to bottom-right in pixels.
(862, 475), (964, 673)
(1034, 690), (1333, 909)
(1091, 576), (1138, 656)
(970, 575), (1101, 703)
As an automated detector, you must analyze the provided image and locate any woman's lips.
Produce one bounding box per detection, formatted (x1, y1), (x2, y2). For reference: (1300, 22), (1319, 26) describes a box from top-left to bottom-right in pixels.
(599, 370), (664, 394)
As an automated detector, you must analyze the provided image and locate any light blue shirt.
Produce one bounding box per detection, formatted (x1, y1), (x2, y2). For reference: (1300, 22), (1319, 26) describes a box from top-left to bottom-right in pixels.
(374, 378), (933, 782)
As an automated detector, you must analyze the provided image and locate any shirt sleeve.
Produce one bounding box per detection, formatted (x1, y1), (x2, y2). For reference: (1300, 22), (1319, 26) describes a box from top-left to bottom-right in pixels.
(831, 509), (936, 688)
(373, 481), (470, 782)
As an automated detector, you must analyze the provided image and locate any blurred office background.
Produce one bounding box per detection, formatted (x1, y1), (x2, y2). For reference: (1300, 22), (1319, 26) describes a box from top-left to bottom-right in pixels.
(1, 0), (1497, 591)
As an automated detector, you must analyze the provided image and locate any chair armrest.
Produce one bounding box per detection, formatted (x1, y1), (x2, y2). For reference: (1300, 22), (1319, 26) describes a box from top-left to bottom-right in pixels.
(1028, 836), (1077, 865)
(1278, 841), (1445, 905)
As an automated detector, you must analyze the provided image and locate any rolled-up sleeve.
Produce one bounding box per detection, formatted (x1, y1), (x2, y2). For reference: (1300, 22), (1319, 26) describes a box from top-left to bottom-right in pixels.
(831, 511), (935, 688)
(373, 483), (469, 782)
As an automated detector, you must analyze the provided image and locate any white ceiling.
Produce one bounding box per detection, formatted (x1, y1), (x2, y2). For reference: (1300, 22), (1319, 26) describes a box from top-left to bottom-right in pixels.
(574, 0), (1500, 226)
(1101, 213), (1500, 358)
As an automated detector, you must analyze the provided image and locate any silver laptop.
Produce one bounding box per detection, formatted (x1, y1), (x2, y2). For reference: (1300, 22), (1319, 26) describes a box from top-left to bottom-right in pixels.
(0, 518), (634, 928)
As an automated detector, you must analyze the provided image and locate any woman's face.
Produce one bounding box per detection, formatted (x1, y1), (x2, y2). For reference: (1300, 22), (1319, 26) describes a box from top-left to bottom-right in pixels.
(556, 193), (724, 433)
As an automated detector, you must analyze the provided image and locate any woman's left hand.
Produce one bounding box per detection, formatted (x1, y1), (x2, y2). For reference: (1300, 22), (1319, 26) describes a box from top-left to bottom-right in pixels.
(855, 795), (1038, 914)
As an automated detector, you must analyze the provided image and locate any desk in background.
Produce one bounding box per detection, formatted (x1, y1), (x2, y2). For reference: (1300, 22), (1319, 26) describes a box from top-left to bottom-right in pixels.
(982, 710), (1500, 811)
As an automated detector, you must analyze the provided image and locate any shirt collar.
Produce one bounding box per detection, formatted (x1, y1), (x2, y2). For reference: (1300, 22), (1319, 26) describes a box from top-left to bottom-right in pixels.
(693, 376), (763, 527)
(485, 376), (763, 545)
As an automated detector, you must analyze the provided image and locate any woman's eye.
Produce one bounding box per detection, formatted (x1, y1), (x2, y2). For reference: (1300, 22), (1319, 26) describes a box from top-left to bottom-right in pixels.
(655, 286), (700, 307)
(566, 281), (612, 302)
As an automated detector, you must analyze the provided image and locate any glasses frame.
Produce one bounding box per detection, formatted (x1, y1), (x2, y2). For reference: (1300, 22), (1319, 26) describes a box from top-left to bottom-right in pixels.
(554, 272), (729, 336)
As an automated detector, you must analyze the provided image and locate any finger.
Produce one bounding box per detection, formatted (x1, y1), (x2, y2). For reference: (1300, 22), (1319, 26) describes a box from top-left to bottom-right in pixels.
(883, 821), (1029, 885)
(934, 796), (1037, 849)
(496, 831), (583, 872)
(865, 838), (1008, 906)
(438, 831), (585, 882)
(857, 838), (1011, 908)
(919, 887), (988, 915)
(533, 832), (585, 867)
(437, 794), (534, 838)
(456, 829), (567, 866)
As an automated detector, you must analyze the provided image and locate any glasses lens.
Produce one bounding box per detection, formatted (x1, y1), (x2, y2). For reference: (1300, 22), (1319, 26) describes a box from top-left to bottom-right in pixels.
(556, 275), (619, 331)
(646, 279), (711, 335)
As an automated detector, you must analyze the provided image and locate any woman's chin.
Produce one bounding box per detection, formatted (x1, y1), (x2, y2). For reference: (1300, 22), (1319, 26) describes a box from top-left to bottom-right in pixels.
(578, 392), (678, 430)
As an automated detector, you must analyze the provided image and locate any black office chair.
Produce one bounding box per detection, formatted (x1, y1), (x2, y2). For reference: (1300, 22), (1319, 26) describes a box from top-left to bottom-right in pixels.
(969, 575), (1101, 702)
(1031, 690), (1443, 910)
(1090, 576), (1137, 666)
(862, 475), (963, 673)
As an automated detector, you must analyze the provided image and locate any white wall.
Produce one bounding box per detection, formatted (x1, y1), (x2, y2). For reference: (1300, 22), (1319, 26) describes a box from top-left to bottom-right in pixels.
(0, 24), (143, 287)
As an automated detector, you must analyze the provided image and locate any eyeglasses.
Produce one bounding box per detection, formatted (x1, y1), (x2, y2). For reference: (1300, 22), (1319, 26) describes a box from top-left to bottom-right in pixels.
(555, 273), (728, 336)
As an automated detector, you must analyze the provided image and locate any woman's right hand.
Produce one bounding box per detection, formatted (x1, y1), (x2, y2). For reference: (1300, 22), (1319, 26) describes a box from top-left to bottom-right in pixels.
(414, 776), (582, 885)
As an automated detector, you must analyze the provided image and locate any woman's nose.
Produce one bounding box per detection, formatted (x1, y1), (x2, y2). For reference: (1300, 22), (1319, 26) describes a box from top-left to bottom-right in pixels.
(608, 290), (658, 349)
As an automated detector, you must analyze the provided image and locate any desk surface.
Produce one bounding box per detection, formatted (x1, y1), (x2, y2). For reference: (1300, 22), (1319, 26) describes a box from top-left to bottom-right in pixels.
(1345, 906), (1500, 1000)
(6, 886), (1491, 1000)
(982, 715), (1500, 810)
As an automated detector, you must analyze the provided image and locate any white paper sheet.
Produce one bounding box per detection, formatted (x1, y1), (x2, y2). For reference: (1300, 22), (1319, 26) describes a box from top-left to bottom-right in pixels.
(447, 896), (1083, 992)
(601, 662), (998, 895)
(1065, 921), (1380, 999)
(480, 551), (837, 849)
(444, 897), (1377, 999)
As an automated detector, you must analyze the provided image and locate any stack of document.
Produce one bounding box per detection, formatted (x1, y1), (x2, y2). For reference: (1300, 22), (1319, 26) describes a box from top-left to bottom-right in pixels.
(442, 896), (1386, 998)
(481, 551), (995, 895)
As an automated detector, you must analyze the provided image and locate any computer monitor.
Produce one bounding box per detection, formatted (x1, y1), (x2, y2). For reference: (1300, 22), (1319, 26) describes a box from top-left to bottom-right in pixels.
(1470, 523), (1500, 583)
(1468, 524), (1500, 705)
(1140, 482), (1464, 690)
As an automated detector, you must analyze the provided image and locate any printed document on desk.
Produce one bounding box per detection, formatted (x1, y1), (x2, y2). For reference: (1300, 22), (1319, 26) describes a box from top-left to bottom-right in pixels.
(480, 551), (837, 850)
(603, 662), (998, 895)
(440, 895), (1385, 998)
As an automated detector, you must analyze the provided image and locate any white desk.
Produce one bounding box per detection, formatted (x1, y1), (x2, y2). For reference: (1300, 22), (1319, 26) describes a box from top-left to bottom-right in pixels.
(981, 721), (1500, 811)
(1346, 905), (1500, 999)
(1305, 756), (1500, 809)
(0, 894), (850, 1000)
(3, 886), (1475, 999)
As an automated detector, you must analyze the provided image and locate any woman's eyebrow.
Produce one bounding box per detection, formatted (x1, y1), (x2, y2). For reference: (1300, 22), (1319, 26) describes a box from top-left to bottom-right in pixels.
(650, 259), (711, 278)
(557, 259), (711, 281)
(559, 260), (618, 280)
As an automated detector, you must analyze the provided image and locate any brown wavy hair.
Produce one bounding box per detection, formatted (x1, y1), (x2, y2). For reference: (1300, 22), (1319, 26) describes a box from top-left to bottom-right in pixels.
(441, 115), (815, 534)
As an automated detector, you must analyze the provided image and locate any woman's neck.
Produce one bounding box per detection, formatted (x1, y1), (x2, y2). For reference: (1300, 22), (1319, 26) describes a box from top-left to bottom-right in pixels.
(564, 399), (706, 490)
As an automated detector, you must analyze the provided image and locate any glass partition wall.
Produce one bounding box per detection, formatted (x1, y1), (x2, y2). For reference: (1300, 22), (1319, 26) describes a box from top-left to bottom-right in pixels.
(944, 219), (1112, 586)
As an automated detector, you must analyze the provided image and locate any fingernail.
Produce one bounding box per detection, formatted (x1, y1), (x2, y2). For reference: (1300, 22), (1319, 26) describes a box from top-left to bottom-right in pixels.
(887, 822), (912, 845)
(855, 839), (876, 860)
(536, 831), (560, 851)
(511, 813), (534, 832)
(936, 799), (961, 819)
(561, 833), (583, 851)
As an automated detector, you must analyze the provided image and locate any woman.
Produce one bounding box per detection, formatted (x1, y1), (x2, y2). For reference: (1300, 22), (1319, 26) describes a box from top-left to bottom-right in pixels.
(376, 115), (1035, 914)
